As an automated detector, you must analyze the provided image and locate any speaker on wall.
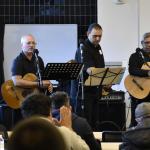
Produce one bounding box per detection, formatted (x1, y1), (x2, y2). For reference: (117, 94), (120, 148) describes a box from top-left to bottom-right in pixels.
(95, 101), (126, 131)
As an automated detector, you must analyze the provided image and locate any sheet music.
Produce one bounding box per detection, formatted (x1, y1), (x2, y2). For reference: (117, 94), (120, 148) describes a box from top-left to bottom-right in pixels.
(84, 67), (125, 86)
(85, 68), (106, 86)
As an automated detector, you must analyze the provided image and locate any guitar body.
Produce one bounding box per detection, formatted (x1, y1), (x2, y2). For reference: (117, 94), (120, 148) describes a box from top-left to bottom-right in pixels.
(124, 75), (150, 99)
(1, 73), (39, 109)
(124, 62), (150, 99)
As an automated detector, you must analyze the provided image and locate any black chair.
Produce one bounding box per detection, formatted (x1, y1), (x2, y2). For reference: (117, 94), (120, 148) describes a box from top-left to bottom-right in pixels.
(0, 104), (14, 130)
(96, 121), (122, 131)
(0, 124), (8, 141)
(102, 131), (123, 142)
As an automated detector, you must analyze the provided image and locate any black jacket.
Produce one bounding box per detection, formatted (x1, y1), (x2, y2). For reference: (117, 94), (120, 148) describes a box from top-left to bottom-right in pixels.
(120, 127), (150, 150)
(129, 48), (150, 77)
(75, 39), (105, 81)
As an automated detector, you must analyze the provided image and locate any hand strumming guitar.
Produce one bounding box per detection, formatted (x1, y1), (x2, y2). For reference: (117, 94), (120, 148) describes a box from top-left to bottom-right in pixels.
(40, 80), (53, 93)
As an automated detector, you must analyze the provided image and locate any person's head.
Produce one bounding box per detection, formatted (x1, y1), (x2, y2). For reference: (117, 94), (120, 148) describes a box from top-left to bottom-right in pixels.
(21, 93), (52, 119)
(135, 102), (150, 122)
(87, 23), (103, 46)
(21, 34), (36, 54)
(141, 32), (150, 53)
(8, 117), (67, 150)
(67, 59), (77, 63)
(50, 91), (70, 109)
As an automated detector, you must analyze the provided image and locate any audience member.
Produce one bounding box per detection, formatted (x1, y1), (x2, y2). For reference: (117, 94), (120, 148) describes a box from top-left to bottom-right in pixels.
(51, 91), (101, 150)
(21, 93), (89, 150)
(8, 117), (67, 150)
(120, 102), (150, 150)
(57, 59), (77, 112)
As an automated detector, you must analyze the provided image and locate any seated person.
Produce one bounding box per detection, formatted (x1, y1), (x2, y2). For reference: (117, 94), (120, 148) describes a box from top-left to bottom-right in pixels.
(7, 117), (67, 150)
(21, 93), (89, 150)
(56, 59), (77, 112)
(51, 91), (101, 150)
(120, 102), (150, 150)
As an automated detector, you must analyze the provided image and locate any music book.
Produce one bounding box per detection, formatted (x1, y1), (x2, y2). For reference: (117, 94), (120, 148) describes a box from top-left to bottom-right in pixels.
(84, 67), (125, 86)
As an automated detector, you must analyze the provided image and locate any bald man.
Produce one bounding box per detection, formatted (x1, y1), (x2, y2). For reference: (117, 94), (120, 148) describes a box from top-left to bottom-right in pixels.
(11, 34), (52, 91)
(11, 34), (53, 125)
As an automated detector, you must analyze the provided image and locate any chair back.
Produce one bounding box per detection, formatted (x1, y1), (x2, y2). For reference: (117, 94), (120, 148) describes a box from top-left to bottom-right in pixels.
(102, 131), (123, 142)
(0, 124), (8, 142)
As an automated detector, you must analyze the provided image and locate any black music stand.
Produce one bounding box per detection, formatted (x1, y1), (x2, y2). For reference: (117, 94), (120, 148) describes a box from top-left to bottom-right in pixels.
(42, 63), (83, 80)
(84, 67), (125, 87)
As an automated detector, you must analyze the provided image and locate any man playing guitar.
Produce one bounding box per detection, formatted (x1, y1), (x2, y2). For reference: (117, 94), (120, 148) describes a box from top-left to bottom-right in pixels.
(11, 34), (53, 91)
(126, 32), (150, 127)
(7, 34), (53, 125)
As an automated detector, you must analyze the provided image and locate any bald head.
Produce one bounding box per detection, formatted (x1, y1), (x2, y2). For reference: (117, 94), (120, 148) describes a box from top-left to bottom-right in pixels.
(21, 34), (36, 54)
(21, 34), (36, 45)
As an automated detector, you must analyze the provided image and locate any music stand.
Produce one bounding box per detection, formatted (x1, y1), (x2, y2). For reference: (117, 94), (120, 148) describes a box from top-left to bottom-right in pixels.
(42, 63), (83, 80)
(84, 67), (126, 131)
(84, 67), (125, 86)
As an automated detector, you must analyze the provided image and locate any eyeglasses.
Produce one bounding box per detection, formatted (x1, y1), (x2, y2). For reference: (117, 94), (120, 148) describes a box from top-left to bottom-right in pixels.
(143, 41), (150, 45)
(26, 41), (37, 45)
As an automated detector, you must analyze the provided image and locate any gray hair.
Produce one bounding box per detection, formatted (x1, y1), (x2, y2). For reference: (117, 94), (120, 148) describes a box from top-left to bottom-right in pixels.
(141, 32), (150, 42)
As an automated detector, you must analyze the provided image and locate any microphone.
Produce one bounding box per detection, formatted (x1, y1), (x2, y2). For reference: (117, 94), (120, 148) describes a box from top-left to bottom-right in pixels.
(136, 47), (142, 53)
(34, 49), (39, 65)
(79, 39), (85, 63)
(79, 39), (84, 44)
(33, 49), (39, 55)
(80, 43), (84, 54)
(136, 48), (145, 60)
(79, 39), (85, 54)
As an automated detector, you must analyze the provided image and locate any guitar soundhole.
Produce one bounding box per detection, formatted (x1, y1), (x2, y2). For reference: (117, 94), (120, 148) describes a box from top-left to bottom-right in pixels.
(22, 89), (33, 97)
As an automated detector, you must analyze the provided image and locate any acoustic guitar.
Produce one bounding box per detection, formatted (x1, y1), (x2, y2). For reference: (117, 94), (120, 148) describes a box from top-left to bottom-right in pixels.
(124, 62), (150, 99)
(1, 73), (39, 109)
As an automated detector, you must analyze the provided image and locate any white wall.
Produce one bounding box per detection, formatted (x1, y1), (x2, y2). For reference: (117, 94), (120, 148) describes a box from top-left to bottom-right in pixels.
(139, 0), (150, 38)
(98, 0), (138, 62)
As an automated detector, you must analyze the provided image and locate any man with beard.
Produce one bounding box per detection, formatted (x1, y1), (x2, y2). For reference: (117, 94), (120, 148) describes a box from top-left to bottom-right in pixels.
(127, 32), (150, 127)
(72, 23), (105, 130)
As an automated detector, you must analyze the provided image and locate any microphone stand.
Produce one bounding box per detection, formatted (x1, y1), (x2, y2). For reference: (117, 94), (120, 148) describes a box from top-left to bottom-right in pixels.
(34, 51), (43, 88)
(79, 44), (84, 110)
